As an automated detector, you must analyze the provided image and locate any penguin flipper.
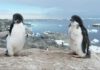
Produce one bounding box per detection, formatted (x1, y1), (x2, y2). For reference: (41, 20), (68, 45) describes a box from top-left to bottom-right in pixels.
(82, 28), (91, 58)
(9, 23), (14, 35)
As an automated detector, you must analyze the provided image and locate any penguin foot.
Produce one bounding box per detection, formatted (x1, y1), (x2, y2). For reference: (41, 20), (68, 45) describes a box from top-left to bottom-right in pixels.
(72, 55), (91, 59)
(72, 55), (85, 58)
(85, 51), (91, 58)
(5, 50), (10, 57)
(85, 54), (91, 58)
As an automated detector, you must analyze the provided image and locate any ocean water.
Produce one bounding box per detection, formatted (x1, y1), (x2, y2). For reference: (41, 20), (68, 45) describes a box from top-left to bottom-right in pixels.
(25, 19), (100, 46)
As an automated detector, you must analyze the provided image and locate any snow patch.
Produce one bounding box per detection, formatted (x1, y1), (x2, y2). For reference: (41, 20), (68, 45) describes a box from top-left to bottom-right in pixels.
(90, 45), (100, 53)
(91, 39), (99, 44)
(55, 40), (69, 46)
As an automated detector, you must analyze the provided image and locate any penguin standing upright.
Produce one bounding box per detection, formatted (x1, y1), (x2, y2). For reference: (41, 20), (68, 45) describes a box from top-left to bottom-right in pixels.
(68, 15), (91, 58)
(6, 13), (26, 56)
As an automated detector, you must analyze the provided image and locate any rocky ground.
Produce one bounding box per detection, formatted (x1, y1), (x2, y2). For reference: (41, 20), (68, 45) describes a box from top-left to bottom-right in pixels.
(0, 48), (100, 70)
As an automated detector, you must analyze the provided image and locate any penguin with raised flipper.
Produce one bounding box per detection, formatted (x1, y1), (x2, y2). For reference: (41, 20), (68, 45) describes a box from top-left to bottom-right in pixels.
(68, 15), (91, 58)
(5, 13), (26, 56)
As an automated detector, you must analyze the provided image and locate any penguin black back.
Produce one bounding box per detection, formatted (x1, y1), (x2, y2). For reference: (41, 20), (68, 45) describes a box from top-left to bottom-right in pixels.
(9, 13), (23, 35)
(70, 15), (91, 58)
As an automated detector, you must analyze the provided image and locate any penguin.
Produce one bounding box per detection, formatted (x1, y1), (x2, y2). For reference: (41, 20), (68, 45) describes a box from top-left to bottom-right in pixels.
(5, 13), (26, 56)
(68, 15), (91, 58)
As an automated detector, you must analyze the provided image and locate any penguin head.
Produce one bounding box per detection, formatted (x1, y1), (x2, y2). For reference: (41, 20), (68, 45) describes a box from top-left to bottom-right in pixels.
(12, 13), (23, 24)
(70, 15), (84, 27)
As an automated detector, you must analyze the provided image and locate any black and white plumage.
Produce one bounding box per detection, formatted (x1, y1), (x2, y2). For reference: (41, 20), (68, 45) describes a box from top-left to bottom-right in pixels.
(6, 13), (26, 56)
(68, 15), (91, 58)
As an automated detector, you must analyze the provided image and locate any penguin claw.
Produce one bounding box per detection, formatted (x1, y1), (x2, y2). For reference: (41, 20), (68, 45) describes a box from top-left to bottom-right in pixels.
(85, 55), (91, 58)
(72, 55), (91, 59)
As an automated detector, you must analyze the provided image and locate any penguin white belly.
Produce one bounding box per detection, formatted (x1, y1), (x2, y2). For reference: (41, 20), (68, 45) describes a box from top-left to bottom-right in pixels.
(7, 23), (26, 56)
(68, 26), (85, 57)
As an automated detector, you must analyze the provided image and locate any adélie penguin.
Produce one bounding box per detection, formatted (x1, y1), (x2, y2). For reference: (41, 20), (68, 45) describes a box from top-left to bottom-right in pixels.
(68, 15), (91, 58)
(5, 13), (26, 56)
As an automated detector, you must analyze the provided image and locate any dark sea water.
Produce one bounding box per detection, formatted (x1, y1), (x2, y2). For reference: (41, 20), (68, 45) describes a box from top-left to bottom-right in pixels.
(25, 19), (100, 46)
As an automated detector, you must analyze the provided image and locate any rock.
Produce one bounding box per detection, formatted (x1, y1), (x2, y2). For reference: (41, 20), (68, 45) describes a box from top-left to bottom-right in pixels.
(0, 31), (8, 38)
(0, 31), (9, 48)
(0, 48), (99, 70)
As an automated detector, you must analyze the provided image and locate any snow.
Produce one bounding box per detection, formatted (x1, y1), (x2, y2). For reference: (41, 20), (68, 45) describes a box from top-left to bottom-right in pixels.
(64, 43), (69, 46)
(91, 39), (100, 44)
(35, 33), (41, 37)
(90, 45), (100, 53)
(55, 40), (64, 45)
(55, 40), (69, 46)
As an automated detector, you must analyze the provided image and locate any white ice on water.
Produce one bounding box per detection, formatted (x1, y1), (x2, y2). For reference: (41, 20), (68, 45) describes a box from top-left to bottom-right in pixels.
(88, 29), (98, 33)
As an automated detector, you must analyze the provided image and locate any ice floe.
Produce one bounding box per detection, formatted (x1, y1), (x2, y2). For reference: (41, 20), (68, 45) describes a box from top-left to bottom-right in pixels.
(92, 23), (100, 27)
(88, 29), (98, 33)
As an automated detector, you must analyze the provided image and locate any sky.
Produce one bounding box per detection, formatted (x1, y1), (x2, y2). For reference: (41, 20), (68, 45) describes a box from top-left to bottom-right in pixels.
(0, 0), (100, 19)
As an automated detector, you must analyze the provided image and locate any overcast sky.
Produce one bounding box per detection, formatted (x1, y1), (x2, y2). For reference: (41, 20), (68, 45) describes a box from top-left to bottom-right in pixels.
(0, 0), (100, 19)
